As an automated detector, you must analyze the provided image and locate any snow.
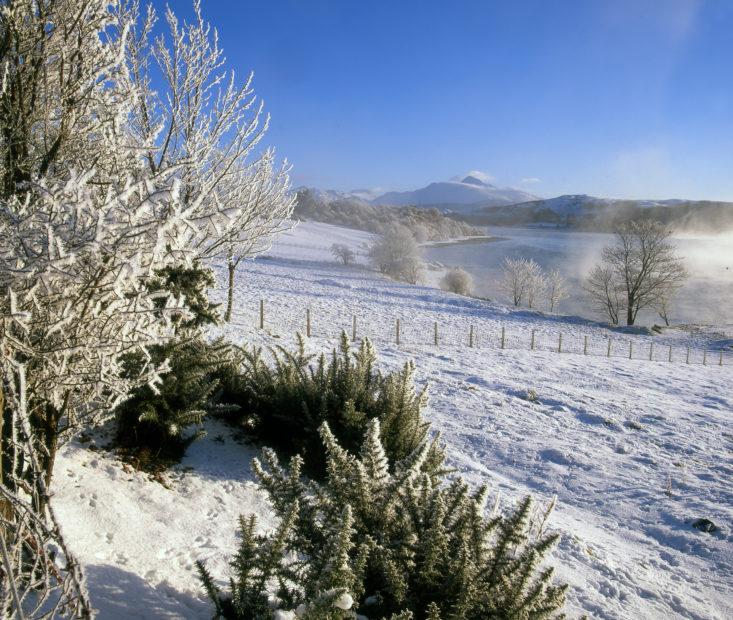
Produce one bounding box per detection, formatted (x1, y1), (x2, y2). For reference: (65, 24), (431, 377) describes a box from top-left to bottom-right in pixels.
(54, 221), (732, 619)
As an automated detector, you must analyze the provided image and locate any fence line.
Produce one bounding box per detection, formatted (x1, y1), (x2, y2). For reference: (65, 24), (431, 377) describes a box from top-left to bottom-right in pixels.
(244, 299), (729, 368)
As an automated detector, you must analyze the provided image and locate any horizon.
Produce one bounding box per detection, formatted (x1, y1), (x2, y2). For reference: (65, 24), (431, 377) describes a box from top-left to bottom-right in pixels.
(157, 0), (733, 202)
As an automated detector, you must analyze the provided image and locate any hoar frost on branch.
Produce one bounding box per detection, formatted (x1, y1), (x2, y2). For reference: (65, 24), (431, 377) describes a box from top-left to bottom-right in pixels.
(0, 172), (213, 486)
(1, 0), (294, 487)
(116, 0), (295, 321)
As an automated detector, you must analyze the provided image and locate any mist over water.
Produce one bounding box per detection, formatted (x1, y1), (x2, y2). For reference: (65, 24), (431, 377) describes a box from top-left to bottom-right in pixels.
(423, 227), (733, 326)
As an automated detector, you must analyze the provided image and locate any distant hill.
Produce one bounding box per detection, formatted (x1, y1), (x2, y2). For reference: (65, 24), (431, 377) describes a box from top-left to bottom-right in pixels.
(293, 186), (372, 206)
(295, 181), (733, 233)
(461, 194), (733, 233)
(293, 188), (483, 241)
(373, 176), (539, 211)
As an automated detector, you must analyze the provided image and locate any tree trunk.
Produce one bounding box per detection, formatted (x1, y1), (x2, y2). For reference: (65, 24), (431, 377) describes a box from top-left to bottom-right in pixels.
(0, 377), (13, 535)
(225, 259), (236, 322)
(41, 405), (62, 492)
(626, 305), (635, 326)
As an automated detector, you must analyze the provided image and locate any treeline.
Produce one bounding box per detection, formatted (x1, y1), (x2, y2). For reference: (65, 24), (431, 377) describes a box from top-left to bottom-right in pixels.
(463, 197), (733, 233)
(295, 188), (483, 241)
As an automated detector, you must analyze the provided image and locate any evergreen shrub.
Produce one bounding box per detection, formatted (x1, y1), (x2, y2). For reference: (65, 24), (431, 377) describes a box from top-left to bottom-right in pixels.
(115, 337), (238, 468)
(114, 262), (231, 469)
(223, 332), (444, 478)
(198, 419), (567, 619)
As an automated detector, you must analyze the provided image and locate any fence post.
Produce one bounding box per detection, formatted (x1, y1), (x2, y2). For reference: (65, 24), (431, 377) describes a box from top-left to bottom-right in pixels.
(607, 338), (612, 357)
(469, 325), (474, 348)
(558, 333), (563, 353)
(259, 299), (264, 330)
(352, 316), (357, 342)
(583, 335), (588, 355)
(628, 341), (633, 360)
(306, 308), (311, 338)
(530, 330), (536, 351)
(703, 349), (707, 366)
(648, 343), (653, 361)
(396, 319), (400, 346)
(434, 322), (439, 347)
(668, 346), (672, 362)
(501, 326), (506, 350)
(721, 351), (724, 367)
(686, 347), (690, 364)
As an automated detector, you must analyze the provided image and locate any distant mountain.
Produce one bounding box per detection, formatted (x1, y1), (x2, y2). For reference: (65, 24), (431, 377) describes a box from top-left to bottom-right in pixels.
(293, 186), (372, 206)
(373, 176), (540, 211)
(462, 194), (733, 233)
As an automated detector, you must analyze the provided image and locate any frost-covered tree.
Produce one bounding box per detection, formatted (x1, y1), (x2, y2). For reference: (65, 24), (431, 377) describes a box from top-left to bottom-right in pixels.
(524, 260), (547, 309)
(116, 0), (295, 322)
(500, 257), (546, 308)
(440, 267), (474, 296)
(0, 172), (210, 486)
(199, 420), (567, 619)
(584, 265), (621, 325)
(546, 268), (568, 312)
(501, 258), (527, 307)
(331, 243), (355, 266)
(369, 226), (424, 284)
(0, 0), (130, 195)
(656, 291), (673, 327)
(585, 221), (688, 325)
(0, 0), (294, 487)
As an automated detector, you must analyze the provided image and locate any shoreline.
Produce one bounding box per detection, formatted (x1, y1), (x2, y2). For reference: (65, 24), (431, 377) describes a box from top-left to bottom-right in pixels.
(421, 234), (507, 248)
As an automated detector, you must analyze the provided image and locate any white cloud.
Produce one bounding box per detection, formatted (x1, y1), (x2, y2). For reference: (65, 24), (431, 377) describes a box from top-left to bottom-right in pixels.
(521, 177), (542, 185)
(465, 170), (494, 183)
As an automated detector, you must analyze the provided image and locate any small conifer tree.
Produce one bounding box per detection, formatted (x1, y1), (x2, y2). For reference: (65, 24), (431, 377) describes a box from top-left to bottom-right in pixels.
(114, 262), (234, 468)
(115, 338), (237, 468)
(199, 420), (568, 619)
(145, 262), (220, 331)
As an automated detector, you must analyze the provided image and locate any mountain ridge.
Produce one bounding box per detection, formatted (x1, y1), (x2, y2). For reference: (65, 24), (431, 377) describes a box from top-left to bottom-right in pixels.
(373, 177), (539, 209)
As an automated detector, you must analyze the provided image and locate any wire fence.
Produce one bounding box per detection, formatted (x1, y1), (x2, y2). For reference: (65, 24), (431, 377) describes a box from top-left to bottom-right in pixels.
(230, 299), (730, 369)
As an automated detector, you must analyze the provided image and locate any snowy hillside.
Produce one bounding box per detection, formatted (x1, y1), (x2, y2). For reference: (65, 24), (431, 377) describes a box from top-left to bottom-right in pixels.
(54, 222), (732, 619)
(374, 175), (539, 209)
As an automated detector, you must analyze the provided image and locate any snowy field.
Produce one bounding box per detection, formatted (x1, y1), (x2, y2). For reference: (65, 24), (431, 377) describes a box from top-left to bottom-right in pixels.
(55, 221), (733, 619)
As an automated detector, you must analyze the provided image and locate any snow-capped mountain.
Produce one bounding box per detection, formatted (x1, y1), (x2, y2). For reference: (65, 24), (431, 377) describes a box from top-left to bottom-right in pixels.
(373, 176), (540, 210)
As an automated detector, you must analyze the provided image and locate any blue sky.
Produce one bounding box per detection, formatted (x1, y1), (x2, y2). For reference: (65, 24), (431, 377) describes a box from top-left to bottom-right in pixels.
(163, 0), (733, 200)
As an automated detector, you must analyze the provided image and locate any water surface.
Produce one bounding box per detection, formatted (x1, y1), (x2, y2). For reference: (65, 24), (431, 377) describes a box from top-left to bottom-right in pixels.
(424, 226), (733, 326)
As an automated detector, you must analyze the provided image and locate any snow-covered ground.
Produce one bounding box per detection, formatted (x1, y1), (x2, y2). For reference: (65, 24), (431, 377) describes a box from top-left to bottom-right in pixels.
(55, 221), (733, 619)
